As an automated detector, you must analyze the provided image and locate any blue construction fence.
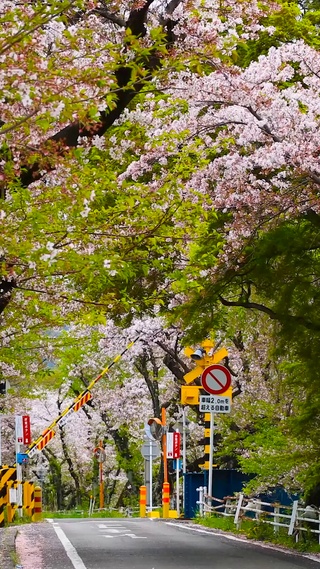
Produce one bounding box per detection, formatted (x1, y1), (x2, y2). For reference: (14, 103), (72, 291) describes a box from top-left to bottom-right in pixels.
(183, 470), (298, 519)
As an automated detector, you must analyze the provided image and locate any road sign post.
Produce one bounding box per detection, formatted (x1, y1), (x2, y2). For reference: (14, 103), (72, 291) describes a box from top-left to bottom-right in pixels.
(179, 341), (231, 513)
(175, 430), (181, 516)
(208, 412), (214, 503)
(165, 430), (181, 515)
(15, 419), (22, 517)
(15, 415), (31, 517)
(200, 365), (232, 501)
(141, 440), (160, 512)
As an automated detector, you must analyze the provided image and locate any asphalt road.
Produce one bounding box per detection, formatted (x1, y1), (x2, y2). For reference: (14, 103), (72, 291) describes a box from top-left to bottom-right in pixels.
(15, 518), (320, 569)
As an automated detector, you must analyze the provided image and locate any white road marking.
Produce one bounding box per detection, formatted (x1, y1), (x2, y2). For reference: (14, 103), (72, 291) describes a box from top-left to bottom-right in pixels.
(97, 522), (147, 538)
(102, 532), (147, 539)
(50, 522), (88, 569)
(98, 527), (123, 532)
(98, 524), (126, 529)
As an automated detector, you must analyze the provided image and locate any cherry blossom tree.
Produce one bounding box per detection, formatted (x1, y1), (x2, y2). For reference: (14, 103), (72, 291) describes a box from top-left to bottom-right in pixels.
(1, 0), (320, 504)
(0, 0), (280, 363)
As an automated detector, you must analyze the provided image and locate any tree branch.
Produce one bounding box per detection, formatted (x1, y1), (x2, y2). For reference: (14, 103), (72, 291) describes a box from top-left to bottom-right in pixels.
(4, 0), (159, 190)
(305, 209), (320, 228)
(156, 339), (190, 374)
(219, 295), (320, 331)
(92, 8), (126, 27)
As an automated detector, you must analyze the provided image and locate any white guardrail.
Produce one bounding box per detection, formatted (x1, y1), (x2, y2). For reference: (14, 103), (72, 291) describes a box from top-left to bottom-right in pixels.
(196, 487), (320, 543)
(88, 500), (139, 517)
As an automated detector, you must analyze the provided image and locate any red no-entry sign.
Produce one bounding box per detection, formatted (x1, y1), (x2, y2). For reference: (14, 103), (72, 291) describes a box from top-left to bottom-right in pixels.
(201, 364), (231, 395)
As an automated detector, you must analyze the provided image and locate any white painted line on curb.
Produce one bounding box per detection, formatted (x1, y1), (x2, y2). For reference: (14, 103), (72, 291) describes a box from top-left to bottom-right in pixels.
(49, 522), (88, 569)
(165, 522), (320, 564)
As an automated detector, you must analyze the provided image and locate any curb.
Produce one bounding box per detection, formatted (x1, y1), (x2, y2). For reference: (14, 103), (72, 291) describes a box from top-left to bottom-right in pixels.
(165, 520), (320, 563)
(0, 526), (19, 569)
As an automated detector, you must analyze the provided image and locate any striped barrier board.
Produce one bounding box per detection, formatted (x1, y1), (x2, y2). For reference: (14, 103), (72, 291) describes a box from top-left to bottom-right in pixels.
(0, 466), (17, 527)
(26, 337), (139, 457)
(73, 390), (92, 412)
(0, 466), (17, 486)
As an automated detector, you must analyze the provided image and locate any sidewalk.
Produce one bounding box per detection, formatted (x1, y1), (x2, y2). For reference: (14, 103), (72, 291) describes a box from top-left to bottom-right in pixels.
(0, 526), (19, 569)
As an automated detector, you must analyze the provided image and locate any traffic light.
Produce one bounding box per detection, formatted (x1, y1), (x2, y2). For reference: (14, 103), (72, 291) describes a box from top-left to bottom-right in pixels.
(183, 339), (228, 385)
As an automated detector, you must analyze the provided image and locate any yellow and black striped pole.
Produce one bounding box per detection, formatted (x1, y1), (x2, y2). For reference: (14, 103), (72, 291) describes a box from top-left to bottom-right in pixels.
(202, 413), (212, 471)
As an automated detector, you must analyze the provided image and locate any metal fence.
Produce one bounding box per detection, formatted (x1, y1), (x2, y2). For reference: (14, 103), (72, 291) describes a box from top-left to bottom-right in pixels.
(196, 486), (320, 543)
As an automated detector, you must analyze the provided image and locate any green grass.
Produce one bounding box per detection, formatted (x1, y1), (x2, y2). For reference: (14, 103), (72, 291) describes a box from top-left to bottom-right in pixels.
(43, 509), (125, 519)
(193, 514), (320, 554)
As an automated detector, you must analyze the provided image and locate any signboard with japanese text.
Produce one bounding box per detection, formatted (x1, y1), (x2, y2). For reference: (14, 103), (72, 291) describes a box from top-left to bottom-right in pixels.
(15, 415), (32, 444)
(199, 395), (231, 414)
(22, 415), (31, 444)
(166, 431), (181, 459)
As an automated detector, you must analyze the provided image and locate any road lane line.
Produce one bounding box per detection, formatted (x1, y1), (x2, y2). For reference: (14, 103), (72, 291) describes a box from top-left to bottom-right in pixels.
(50, 523), (88, 569)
